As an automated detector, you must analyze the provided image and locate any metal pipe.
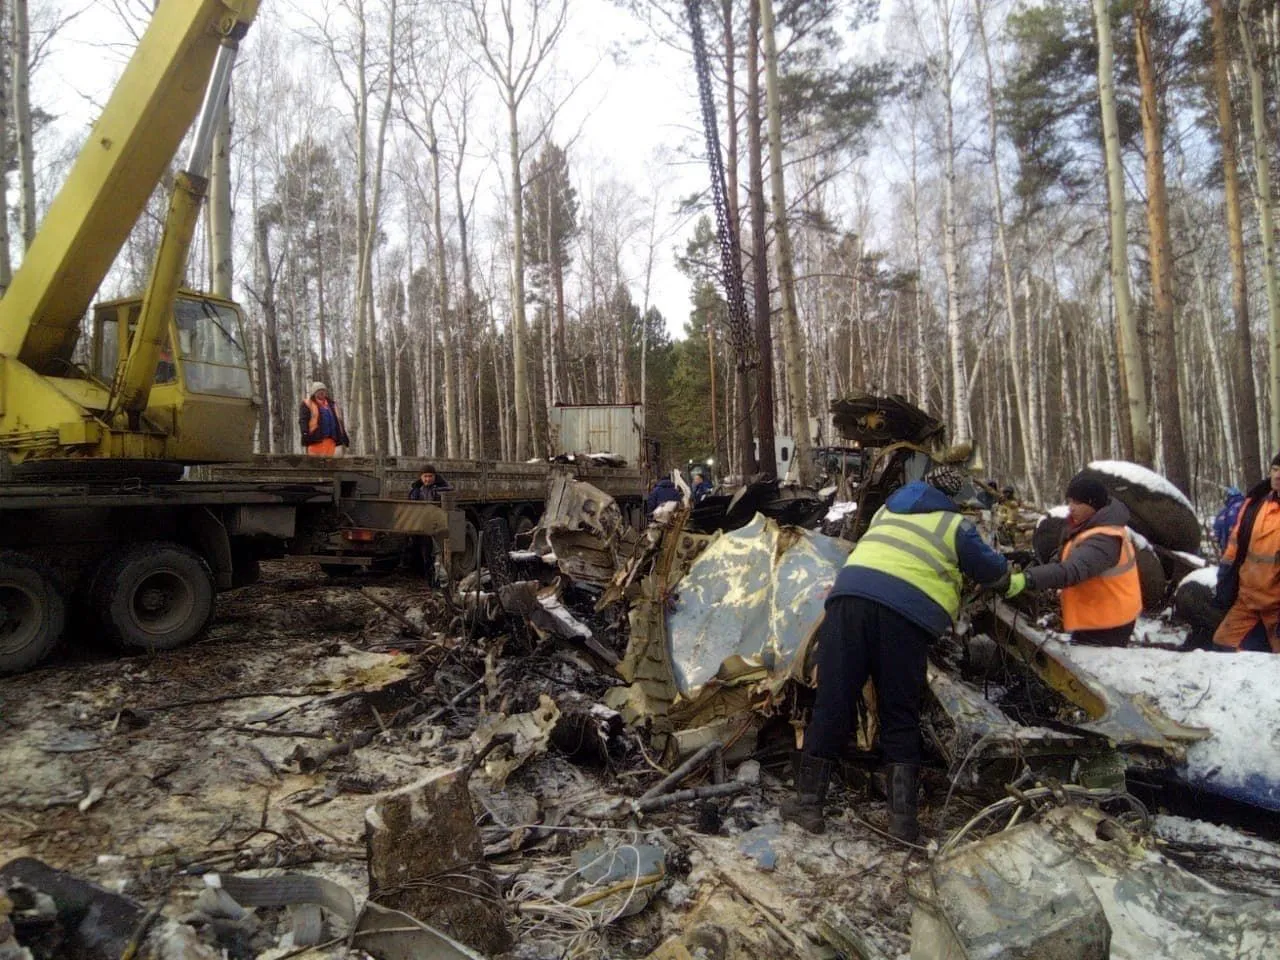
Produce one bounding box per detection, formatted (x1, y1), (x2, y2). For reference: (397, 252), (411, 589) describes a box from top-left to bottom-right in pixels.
(185, 41), (238, 178)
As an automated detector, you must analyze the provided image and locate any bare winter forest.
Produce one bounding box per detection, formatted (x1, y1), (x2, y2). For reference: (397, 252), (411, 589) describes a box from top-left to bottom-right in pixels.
(3, 0), (1280, 508)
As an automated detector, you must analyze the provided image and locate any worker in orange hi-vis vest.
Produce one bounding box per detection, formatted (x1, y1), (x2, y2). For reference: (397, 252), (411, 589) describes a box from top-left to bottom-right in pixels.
(1003, 472), (1142, 648)
(298, 381), (350, 456)
(1211, 453), (1280, 653)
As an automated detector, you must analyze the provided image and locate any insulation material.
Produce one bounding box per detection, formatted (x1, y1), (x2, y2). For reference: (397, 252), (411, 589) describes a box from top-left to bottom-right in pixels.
(664, 513), (850, 699)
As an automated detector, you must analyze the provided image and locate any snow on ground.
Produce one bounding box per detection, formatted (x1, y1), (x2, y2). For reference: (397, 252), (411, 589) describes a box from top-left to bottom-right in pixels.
(824, 500), (856, 522)
(1179, 565), (1219, 590)
(1172, 550), (1208, 569)
(1054, 641), (1280, 810)
(1088, 459), (1195, 512)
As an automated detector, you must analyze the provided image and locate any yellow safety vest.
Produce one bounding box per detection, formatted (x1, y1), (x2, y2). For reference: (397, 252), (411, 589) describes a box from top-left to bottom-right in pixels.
(844, 506), (965, 620)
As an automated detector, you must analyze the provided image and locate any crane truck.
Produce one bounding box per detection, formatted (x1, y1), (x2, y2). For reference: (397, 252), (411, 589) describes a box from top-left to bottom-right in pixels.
(0, 2), (462, 673)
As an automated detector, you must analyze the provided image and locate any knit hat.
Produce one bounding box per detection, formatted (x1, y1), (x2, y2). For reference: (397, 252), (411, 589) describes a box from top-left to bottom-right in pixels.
(309, 381), (328, 396)
(925, 465), (966, 497)
(1065, 472), (1109, 510)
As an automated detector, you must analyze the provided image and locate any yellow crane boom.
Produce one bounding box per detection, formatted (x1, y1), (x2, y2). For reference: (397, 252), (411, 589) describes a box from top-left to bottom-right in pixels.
(0, 0), (261, 468)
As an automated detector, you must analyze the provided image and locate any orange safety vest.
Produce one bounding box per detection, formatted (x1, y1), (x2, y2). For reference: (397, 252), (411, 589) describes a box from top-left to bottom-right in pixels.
(1059, 524), (1142, 632)
(1213, 496), (1280, 650)
(1221, 497), (1280, 612)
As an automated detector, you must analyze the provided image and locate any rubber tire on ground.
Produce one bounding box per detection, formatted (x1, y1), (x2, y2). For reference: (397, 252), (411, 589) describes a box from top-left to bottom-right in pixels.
(0, 551), (66, 673)
(92, 542), (215, 652)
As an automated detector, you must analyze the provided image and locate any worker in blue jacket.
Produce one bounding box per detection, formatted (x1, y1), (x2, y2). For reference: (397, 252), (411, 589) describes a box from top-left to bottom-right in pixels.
(781, 466), (1010, 841)
(1213, 487), (1245, 553)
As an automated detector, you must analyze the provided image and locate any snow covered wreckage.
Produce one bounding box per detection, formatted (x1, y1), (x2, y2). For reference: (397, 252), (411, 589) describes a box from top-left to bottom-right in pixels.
(3, 404), (1279, 958)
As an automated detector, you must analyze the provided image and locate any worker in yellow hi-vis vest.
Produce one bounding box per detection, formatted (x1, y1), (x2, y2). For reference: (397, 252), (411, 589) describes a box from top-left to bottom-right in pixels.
(782, 466), (1011, 842)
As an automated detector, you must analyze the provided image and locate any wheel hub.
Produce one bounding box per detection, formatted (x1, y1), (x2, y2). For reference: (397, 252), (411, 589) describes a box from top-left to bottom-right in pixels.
(130, 570), (196, 635)
(0, 584), (40, 648)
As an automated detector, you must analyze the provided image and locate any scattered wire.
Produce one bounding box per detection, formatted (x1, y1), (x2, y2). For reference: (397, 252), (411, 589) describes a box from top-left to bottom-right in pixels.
(938, 784), (1149, 858)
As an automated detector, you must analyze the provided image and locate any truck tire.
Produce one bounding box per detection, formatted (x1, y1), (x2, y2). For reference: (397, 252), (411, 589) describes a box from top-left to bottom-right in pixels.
(0, 551), (66, 673)
(452, 519), (481, 578)
(91, 542), (215, 652)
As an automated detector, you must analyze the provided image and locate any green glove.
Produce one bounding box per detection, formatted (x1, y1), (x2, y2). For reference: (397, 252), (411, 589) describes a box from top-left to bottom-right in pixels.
(1005, 572), (1027, 599)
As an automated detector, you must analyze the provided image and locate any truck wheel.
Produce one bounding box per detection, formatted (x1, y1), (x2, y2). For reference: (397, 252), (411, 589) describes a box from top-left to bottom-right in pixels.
(0, 551), (66, 673)
(452, 520), (481, 578)
(510, 509), (537, 539)
(92, 543), (215, 652)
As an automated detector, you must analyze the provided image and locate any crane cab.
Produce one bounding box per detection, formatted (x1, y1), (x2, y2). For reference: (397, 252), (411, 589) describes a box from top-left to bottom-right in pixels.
(89, 291), (258, 463)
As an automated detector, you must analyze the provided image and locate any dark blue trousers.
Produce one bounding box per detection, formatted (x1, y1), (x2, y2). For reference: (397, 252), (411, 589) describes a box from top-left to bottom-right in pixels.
(803, 595), (931, 764)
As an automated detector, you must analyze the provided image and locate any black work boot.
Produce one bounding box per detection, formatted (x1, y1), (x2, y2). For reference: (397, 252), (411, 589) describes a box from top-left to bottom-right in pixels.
(780, 754), (832, 834)
(886, 763), (921, 842)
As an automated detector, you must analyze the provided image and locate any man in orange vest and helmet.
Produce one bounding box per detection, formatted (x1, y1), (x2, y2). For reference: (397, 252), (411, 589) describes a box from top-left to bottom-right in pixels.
(1211, 453), (1280, 653)
(299, 381), (350, 456)
(1004, 472), (1142, 647)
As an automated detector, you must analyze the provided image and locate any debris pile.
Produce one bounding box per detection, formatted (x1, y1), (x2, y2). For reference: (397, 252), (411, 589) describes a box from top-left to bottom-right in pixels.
(3, 465), (1278, 959)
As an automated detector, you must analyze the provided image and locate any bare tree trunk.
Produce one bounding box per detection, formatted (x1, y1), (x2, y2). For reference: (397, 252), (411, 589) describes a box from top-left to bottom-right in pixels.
(909, 132), (929, 409)
(1210, 0), (1261, 481)
(428, 124), (460, 457)
(1093, 0), (1151, 464)
(1241, 0), (1280, 452)
(932, 0), (969, 443)
(12, 0), (35, 250)
(1134, 0), (1189, 494)
(760, 0), (811, 483)
(254, 214), (287, 453)
(208, 87), (233, 298)
(975, 0), (1040, 502)
(746, 0), (772, 476)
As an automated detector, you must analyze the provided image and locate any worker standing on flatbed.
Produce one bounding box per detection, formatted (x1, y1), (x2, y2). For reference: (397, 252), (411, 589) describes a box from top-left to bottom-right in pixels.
(299, 382), (350, 456)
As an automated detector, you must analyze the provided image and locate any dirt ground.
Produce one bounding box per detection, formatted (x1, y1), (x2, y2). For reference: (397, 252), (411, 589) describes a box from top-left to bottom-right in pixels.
(1, 562), (935, 959)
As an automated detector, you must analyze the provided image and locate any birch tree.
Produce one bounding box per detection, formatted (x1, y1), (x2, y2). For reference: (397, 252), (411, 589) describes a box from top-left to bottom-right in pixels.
(1209, 0), (1260, 481)
(1091, 0), (1151, 465)
(920, 0), (971, 444)
(973, 0), (1040, 504)
(463, 0), (568, 460)
(760, 0), (811, 482)
(1240, 0), (1280, 451)
(11, 0), (34, 250)
(1133, 0), (1189, 493)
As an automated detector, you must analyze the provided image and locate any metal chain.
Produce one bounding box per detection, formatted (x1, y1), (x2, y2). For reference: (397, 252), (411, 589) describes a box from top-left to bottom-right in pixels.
(685, 0), (757, 369)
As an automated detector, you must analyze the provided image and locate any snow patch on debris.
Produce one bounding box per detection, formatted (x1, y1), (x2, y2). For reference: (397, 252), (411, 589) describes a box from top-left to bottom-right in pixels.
(1130, 617), (1186, 647)
(1127, 528), (1152, 552)
(1179, 565), (1219, 590)
(1088, 459), (1195, 512)
(825, 500), (857, 523)
(1058, 643), (1280, 809)
(1154, 815), (1280, 862)
(1047, 505), (1070, 519)
(1172, 550), (1208, 569)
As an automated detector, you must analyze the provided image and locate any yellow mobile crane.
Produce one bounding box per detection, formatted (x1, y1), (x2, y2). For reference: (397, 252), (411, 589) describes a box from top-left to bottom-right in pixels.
(0, 0), (258, 470)
(0, 2), (461, 673)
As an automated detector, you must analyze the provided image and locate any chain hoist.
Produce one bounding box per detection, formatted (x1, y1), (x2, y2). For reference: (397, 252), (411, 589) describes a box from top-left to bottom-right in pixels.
(685, 0), (757, 370)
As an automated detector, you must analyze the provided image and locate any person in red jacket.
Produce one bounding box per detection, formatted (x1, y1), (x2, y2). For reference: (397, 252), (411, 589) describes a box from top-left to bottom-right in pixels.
(298, 381), (350, 456)
(1211, 454), (1280, 653)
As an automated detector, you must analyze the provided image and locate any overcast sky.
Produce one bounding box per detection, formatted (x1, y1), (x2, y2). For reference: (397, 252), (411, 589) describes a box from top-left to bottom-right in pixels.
(39, 0), (711, 337)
